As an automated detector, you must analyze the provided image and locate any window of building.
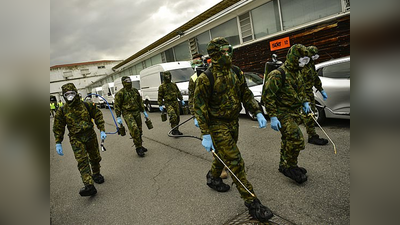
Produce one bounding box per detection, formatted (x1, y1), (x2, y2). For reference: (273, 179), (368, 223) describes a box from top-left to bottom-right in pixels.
(63, 71), (73, 78)
(151, 54), (162, 65)
(136, 62), (143, 74)
(164, 48), (175, 62)
(251, 1), (281, 39)
(280, 0), (342, 30)
(210, 18), (240, 46)
(145, 58), (152, 68)
(239, 12), (254, 43)
(196, 31), (211, 56)
(97, 65), (105, 69)
(174, 42), (191, 61)
(80, 69), (90, 76)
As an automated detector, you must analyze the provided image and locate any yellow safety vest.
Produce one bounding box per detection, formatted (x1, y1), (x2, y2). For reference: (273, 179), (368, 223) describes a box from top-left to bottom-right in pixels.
(50, 103), (56, 109)
(58, 102), (64, 107)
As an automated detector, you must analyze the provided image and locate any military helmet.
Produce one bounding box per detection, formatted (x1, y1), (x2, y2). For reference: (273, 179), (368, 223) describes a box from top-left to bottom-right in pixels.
(207, 37), (230, 59)
(306, 46), (318, 56)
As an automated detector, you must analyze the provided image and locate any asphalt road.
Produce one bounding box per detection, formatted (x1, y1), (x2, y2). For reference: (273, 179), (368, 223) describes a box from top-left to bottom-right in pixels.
(50, 109), (350, 225)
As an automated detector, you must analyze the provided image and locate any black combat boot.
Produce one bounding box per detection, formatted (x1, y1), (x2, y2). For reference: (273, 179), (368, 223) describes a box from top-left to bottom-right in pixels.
(279, 166), (308, 184)
(141, 146), (148, 152)
(279, 165), (307, 174)
(92, 173), (104, 184)
(206, 171), (230, 192)
(79, 184), (97, 197)
(308, 135), (328, 145)
(245, 198), (274, 222)
(176, 129), (183, 135)
(136, 147), (145, 157)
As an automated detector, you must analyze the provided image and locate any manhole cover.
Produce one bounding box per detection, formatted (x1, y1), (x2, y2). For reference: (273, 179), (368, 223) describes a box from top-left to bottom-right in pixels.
(224, 210), (295, 225)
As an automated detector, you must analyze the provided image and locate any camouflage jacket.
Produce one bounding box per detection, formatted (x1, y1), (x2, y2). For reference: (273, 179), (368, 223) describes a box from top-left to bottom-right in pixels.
(158, 82), (183, 105)
(262, 65), (309, 118)
(53, 100), (105, 143)
(188, 72), (198, 115)
(194, 64), (261, 135)
(301, 61), (323, 94)
(114, 87), (144, 117)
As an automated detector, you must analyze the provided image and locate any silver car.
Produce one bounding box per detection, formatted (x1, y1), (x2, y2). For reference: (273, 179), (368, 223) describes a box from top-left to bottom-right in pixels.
(313, 56), (350, 123)
(240, 72), (265, 120)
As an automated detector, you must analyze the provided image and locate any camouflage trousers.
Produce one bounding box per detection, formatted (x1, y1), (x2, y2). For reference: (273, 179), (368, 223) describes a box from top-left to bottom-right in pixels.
(209, 119), (256, 203)
(69, 129), (102, 185)
(278, 111), (305, 169)
(122, 111), (143, 148)
(301, 93), (317, 137)
(165, 101), (180, 128)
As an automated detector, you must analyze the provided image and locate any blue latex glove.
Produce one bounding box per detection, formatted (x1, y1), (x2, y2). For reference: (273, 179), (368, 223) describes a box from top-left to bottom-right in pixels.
(143, 111), (149, 118)
(256, 113), (267, 128)
(56, 143), (63, 156)
(320, 90), (328, 101)
(181, 100), (185, 106)
(194, 118), (199, 127)
(202, 134), (214, 152)
(270, 117), (281, 131)
(117, 117), (123, 125)
(303, 102), (311, 114)
(100, 131), (107, 140)
(159, 106), (164, 112)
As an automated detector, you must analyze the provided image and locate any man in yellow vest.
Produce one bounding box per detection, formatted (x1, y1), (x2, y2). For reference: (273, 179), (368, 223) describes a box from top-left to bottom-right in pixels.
(58, 100), (64, 109)
(50, 102), (56, 117)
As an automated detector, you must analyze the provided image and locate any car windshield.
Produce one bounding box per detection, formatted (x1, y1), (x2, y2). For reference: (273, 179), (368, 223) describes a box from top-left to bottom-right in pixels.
(322, 61), (350, 78)
(169, 68), (193, 83)
(244, 72), (264, 87)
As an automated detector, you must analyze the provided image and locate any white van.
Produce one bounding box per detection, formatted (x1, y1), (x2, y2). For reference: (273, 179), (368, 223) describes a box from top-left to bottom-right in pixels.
(114, 75), (141, 94)
(140, 61), (192, 112)
(101, 82), (115, 108)
(91, 87), (105, 108)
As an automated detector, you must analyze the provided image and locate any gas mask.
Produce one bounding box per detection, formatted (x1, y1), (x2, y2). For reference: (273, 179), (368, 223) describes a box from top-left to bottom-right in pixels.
(64, 91), (76, 102)
(122, 77), (132, 89)
(217, 45), (233, 68)
(298, 56), (310, 67)
(311, 54), (319, 61)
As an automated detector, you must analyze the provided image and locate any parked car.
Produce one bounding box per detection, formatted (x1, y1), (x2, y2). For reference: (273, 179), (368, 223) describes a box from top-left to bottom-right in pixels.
(240, 72), (266, 120)
(313, 56), (350, 123)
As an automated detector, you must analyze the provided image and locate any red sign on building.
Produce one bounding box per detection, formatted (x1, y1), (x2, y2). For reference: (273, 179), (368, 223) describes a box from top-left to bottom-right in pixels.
(270, 37), (290, 51)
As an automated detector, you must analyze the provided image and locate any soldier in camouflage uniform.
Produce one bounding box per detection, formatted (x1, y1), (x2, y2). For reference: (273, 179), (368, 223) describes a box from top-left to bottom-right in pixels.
(53, 83), (107, 197)
(301, 46), (328, 145)
(194, 37), (273, 222)
(262, 44), (312, 184)
(114, 76), (149, 157)
(158, 71), (185, 135)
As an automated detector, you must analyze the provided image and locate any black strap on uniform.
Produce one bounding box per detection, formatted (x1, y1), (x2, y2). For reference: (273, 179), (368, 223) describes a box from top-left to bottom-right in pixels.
(276, 67), (286, 88)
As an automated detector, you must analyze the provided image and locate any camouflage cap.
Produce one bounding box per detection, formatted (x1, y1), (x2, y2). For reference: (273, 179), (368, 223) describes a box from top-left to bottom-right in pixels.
(61, 83), (78, 94)
(192, 53), (203, 59)
(307, 46), (318, 56)
(121, 76), (130, 82)
(207, 37), (230, 59)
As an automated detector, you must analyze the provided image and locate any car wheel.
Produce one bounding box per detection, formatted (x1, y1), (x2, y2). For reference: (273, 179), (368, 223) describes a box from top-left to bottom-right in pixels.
(145, 101), (152, 112)
(315, 102), (326, 124)
(246, 109), (257, 121)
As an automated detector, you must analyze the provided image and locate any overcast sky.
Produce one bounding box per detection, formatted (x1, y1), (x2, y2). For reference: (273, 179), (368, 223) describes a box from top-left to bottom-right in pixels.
(50, 0), (222, 66)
